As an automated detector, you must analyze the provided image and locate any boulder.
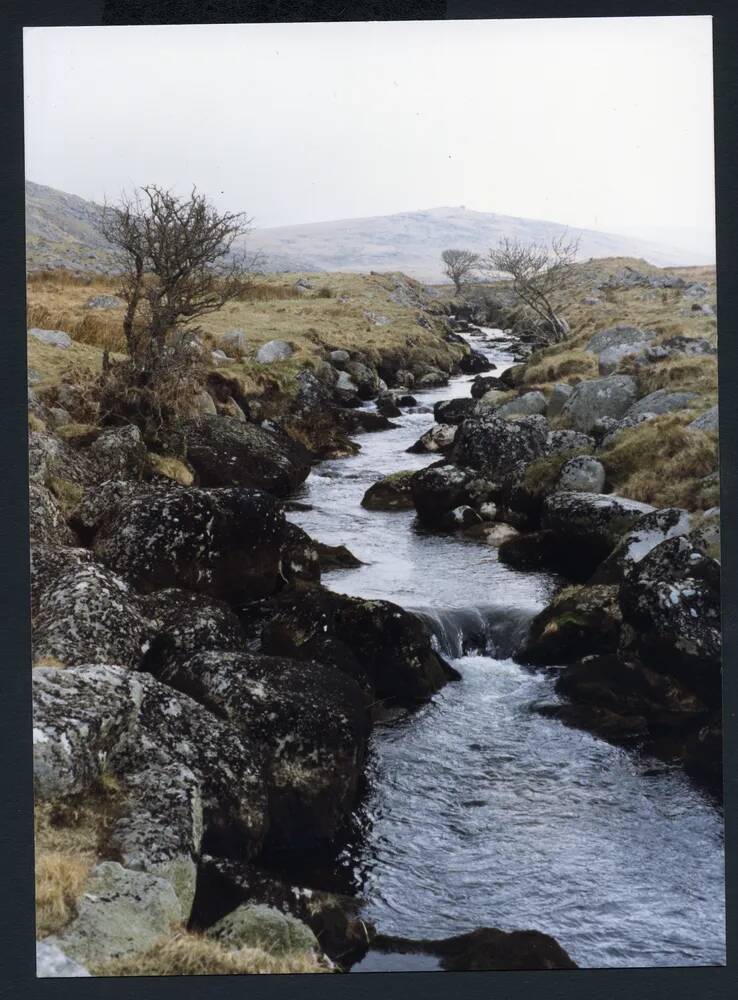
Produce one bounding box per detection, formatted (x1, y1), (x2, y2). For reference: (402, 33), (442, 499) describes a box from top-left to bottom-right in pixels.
(29, 483), (77, 546)
(596, 341), (652, 375)
(470, 375), (508, 399)
(207, 904), (319, 954)
(407, 423), (457, 454)
(585, 324), (655, 355)
(546, 429), (596, 455)
(334, 370), (360, 405)
(498, 529), (579, 577)
(374, 927), (577, 971)
(495, 391), (547, 419)
(433, 397), (476, 425)
(618, 535), (721, 703)
(32, 562), (152, 669)
(599, 411), (658, 448)
(452, 412), (550, 481)
(376, 395), (401, 418)
(689, 405), (719, 433)
(159, 650), (369, 845)
(345, 361), (380, 400)
(93, 486), (290, 602)
(211, 348), (233, 366)
(261, 588), (457, 708)
(592, 507), (693, 584)
(542, 491), (655, 577)
(218, 329), (249, 355)
(53, 862), (182, 966)
(84, 295), (124, 310)
(29, 430), (94, 490)
(626, 389), (698, 418)
(141, 588), (246, 674)
(256, 339), (293, 363)
(646, 336), (716, 362)
(546, 383), (573, 418)
(30, 543), (93, 619)
(520, 584), (622, 665)
(29, 328), (73, 348)
(33, 665), (268, 899)
(458, 350), (492, 374)
(411, 463), (474, 527)
(186, 415), (311, 495)
(556, 455), (605, 493)
(415, 368), (448, 389)
(560, 375), (638, 433)
(328, 349), (350, 366)
(89, 425), (149, 482)
(442, 505), (483, 529)
(36, 940), (90, 977)
(361, 471), (415, 510)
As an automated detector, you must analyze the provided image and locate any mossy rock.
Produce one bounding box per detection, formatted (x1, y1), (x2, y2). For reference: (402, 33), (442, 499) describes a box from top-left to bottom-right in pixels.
(207, 904), (319, 955)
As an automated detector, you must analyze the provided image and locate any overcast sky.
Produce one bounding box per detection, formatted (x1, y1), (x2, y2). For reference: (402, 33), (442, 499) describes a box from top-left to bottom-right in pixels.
(24, 17), (715, 255)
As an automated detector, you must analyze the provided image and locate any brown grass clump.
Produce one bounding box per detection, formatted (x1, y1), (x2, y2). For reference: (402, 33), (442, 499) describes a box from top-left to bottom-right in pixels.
(521, 349), (598, 386)
(600, 413), (719, 509)
(90, 931), (331, 977)
(622, 353), (718, 401)
(35, 775), (124, 938)
(27, 302), (125, 353)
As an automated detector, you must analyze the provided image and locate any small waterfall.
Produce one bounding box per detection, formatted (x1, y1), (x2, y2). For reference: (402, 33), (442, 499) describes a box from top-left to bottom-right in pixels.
(411, 604), (538, 661)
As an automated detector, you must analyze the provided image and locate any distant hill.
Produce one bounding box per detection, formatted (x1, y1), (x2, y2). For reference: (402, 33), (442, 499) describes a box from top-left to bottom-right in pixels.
(25, 181), (711, 280)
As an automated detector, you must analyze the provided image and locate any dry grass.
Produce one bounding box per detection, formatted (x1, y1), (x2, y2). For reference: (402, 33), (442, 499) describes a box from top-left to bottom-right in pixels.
(521, 348), (598, 386)
(600, 413), (719, 509)
(35, 776), (124, 938)
(27, 301), (125, 353)
(90, 931), (331, 977)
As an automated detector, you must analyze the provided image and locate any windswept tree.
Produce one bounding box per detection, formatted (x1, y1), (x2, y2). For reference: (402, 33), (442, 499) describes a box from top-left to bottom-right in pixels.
(485, 235), (580, 342)
(99, 185), (259, 448)
(441, 249), (480, 295)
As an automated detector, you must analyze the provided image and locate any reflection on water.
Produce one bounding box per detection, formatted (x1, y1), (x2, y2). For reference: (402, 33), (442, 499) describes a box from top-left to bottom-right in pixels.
(289, 329), (726, 969)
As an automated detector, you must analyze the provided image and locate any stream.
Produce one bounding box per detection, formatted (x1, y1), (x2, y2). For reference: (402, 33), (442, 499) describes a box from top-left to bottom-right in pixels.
(287, 328), (726, 970)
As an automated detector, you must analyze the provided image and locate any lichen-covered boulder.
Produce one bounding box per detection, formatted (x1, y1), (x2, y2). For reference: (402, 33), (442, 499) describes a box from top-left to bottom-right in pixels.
(261, 588), (457, 708)
(618, 535), (721, 703)
(592, 507), (692, 584)
(52, 862), (182, 965)
(256, 339), (293, 364)
(186, 415), (311, 495)
(159, 650), (369, 844)
(495, 391), (547, 419)
(585, 324), (655, 355)
(28, 430), (94, 489)
(361, 470), (415, 510)
(32, 563), (152, 669)
(689, 405), (719, 433)
(545, 429), (596, 455)
(33, 665), (268, 913)
(519, 584), (622, 665)
(407, 423), (457, 454)
(626, 389), (698, 418)
(556, 455), (605, 493)
(208, 903), (319, 954)
(451, 412), (549, 480)
(29, 328), (72, 348)
(560, 375), (638, 433)
(88, 424), (149, 481)
(140, 588), (246, 674)
(542, 491), (655, 575)
(29, 483), (77, 546)
(30, 544), (94, 619)
(433, 397), (476, 425)
(546, 383), (573, 418)
(411, 463), (474, 527)
(36, 940), (91, 977)
(93, 486), (289, 602)
(598, 411), (659, 448)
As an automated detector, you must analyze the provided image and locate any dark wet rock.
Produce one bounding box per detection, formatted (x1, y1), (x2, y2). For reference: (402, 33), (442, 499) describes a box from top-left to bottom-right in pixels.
(411, 463), (474, 527)
(560, 375), (638, 433)
(33, 562), (152, 669)
(452, 412), (550, 481)
(337, 408), (395, 434)
(536, 700), (650, 743)
(186, 415), (311, 496)
(442, 505), (483, 529)
(684, 714), (723, 792)
(159, 650), (369, 845)
(458, 349), (492, 374)
(689, 405), (719, 434)
(542, 491), (655, 576)
(627, 389), (698, 418)
(70, 479), (157, 541)
(433, 397), (476, 425)
(499, 363), (526, 387)
(362, 470), (416, 511)
(470, 375), (508, 399)
(313, 541), (363, 570)
(376, 395), (401, 418)
(197, 856), (375, 965)
(414, 367), (448, 389)
(546, 383), (573, 418)
(373, 927), (577, 971)
(261, 587), (457, 708)
(498, 529), (577, 576)
(280, 522), (322, 587)
(407, 423), (456, 454)
(520, 584), (622, 665)
(29, 483), (77, 546)
(33, 665), (268, 910)
(93, 486), (290, 603)
(618, 535), (721, 704)
(592, 507), (693, 585)
(495, 391), (547, 419)
(556, 455), (606, 493)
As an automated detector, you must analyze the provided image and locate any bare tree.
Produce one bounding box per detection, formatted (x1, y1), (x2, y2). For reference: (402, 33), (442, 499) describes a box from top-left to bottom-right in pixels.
(485, 235), (580, 342)
(441, 249), (480, 295)
(98, 186), (258, 448)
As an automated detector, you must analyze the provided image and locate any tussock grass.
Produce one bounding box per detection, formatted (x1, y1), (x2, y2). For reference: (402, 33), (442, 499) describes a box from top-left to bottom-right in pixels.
(600, 413), (719, 509)
(90, 931), (331, 977)
(521, 349), (598, 386)
(620, 353), (718, 402)
(27, 302), (125, 353)
(35, 776), (123, 938)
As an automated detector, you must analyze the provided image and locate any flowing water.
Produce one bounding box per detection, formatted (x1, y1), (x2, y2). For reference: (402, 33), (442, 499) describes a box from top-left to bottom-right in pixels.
(288, 328), (726, 969)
